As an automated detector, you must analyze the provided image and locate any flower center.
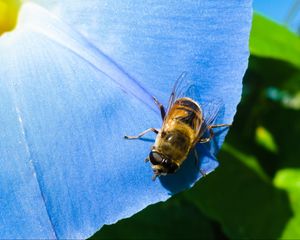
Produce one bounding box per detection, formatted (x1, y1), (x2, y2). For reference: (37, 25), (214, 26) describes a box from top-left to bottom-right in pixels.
(0, 0), (21, 36)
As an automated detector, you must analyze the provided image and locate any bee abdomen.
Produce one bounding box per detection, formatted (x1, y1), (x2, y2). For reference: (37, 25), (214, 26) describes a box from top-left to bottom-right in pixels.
(173, 98), (202, 130)
(161, 130), (191, 161)
(175, 98), (200, 112)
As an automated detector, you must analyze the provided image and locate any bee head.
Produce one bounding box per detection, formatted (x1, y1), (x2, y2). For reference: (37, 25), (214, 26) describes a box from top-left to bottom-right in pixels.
(149, 150), (179, 178)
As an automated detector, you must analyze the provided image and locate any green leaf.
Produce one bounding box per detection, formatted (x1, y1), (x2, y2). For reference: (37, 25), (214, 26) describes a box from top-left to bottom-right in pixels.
(250, 14), (300, 69)
(183, 145), (293, 239)
(274, 169), (300, 238)
(90, 197), (218, 239)
(255, 126), (278, 153)
(241, 56), (300, 171)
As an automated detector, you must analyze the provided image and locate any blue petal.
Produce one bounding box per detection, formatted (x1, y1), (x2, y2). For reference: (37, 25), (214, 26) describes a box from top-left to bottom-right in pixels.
(0, 1), (252, 239)
(33, 0), (251, 146)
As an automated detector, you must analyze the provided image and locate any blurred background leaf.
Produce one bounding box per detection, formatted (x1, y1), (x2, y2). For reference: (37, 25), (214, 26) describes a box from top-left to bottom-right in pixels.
(274, 169), (300, 238)
(91, 8), (300, 240)
(250, 14), (300, 68)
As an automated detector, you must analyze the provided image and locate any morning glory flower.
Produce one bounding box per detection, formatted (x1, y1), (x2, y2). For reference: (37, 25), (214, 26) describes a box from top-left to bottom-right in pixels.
(0, 0), (252, 239)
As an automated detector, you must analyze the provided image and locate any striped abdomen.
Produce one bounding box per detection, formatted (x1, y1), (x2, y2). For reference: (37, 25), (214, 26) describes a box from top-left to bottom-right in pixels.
(154, 97), (203, 166)
(169, 97), (203, 135)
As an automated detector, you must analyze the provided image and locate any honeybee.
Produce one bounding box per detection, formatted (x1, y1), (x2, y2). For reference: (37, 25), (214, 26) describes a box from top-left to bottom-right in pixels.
(124, 72), (231, 180)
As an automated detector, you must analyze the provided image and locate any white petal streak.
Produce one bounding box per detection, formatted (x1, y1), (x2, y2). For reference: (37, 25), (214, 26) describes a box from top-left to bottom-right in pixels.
(18, 3), (157, 113)
(14, 98), (58, 238)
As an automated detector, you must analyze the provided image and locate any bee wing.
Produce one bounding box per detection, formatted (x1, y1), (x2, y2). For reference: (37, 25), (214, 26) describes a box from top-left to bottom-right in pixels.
(199, 99), (224, 137)
(166, 71), (192, 112)
(166, 75), (225, 138)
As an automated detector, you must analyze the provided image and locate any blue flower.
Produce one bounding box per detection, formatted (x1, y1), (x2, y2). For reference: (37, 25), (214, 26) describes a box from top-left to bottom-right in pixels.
(0, 0), (252, 238)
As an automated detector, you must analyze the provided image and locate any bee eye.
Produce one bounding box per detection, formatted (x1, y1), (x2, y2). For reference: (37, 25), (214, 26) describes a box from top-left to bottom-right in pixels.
(149, 151), (163, 165)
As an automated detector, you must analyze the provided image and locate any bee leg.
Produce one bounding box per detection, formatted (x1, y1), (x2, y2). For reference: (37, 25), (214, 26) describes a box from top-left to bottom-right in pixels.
(199, 128), (214, 143)
(194, 148), (207, 177)
(152, 174), (159, 181)
(145, 157), (150, 163)
(199, 169), (207, 177)
(199, 124), (231, 143)
(193, 148), (199, 166)
(124, 128), (159, 139)
(153, 96), (166, 120)
(210, 123), (232, 129)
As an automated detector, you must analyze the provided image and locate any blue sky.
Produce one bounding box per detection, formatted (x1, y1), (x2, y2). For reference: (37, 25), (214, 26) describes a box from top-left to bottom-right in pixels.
(254, 0), (300, 32)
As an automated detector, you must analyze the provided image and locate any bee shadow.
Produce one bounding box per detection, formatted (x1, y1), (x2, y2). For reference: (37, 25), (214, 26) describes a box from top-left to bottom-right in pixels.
(159, 144), (218, 194)
(158, 100), (226, 194)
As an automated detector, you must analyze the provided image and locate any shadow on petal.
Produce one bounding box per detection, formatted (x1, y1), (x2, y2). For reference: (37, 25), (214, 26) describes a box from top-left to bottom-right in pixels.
(160, 144), (219, 194)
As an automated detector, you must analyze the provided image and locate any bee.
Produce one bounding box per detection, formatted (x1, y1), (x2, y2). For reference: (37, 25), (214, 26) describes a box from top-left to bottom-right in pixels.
(124, 72), (231, 180)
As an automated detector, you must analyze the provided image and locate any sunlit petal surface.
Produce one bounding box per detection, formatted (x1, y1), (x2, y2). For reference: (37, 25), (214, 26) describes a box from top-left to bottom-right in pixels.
(0, 1), (252, 239)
